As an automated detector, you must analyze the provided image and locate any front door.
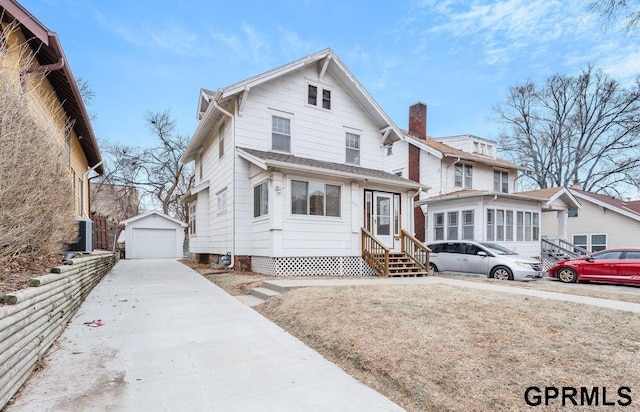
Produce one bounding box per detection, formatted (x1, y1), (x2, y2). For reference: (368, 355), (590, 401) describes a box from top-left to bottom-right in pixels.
(373, 192), (394, 249)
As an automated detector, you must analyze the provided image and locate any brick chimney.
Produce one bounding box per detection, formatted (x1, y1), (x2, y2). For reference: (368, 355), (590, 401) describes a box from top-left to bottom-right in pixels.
(408, 102), (427, 241)
(408, 102), (427, 140)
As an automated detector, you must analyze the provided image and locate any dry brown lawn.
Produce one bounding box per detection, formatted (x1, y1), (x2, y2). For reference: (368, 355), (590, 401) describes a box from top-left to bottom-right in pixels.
(181, 261), (640, 411)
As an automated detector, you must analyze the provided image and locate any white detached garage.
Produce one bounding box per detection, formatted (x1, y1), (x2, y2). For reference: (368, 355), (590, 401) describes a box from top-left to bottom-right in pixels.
(121, 211), (187, 259)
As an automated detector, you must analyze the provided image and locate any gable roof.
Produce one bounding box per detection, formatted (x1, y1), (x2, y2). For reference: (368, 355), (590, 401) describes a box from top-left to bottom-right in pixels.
(403, 133), (528, 171)
(517, 187), (582, 210)
(121, 211), (187, 227)
(237, 147), (428, 190)
(183, 49), (405, 163)
(0, 0), (103, 174)
(569, 188), (640, 222)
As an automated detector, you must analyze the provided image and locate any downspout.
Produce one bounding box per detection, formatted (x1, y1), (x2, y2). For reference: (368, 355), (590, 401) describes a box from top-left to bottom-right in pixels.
(213, 100), (235, 269)
(83, 161), (103, 218)
(446, 157), (461, 192)
(20, 35), (65, 90)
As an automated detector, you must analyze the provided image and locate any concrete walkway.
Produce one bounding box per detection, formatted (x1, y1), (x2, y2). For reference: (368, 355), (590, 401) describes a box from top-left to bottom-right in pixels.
(261, 276), (640, 313)
(8, 260), (403, 412)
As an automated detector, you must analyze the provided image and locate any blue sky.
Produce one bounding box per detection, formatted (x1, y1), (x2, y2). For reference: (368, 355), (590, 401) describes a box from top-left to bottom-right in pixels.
(20, 0), (640, 148)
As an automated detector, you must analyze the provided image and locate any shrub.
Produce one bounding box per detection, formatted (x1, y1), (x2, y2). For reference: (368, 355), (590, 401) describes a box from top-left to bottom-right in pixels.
(0, 22), (77, 267)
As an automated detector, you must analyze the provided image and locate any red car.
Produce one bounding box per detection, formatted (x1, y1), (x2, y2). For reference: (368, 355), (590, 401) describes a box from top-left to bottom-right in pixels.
(547, 248), (640, 284)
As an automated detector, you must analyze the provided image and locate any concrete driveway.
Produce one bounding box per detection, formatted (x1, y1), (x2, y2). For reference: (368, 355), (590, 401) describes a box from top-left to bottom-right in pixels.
(8, 260), (403, 412)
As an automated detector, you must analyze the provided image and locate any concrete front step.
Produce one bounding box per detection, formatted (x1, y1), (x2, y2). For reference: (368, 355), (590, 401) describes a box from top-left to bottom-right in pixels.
(250, 286), (281, 300)
(235, 294), (266, 307)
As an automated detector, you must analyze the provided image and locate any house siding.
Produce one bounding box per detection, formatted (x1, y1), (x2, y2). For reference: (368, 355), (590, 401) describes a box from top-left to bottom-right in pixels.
(234, 66), (384, 168)
(2, 22), (92, 217)
(543, 198), (640, 250)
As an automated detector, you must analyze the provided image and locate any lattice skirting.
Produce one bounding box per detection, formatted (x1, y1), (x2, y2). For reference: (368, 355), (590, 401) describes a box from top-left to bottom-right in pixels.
(251, 256), (376, 277)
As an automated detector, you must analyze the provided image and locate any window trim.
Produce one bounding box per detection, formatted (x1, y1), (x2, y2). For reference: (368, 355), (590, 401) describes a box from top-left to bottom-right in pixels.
(253, 181), (269, 218)
(306, 82), (332, 111)
(189, 203), (197, 236)
(290, 179), (341, 218)
(271, 115), (292, 153)
(462, 210), (474, 240)
(493, 170), (509, 193)
(216, 188), (227, 214)
(454, 164), (473, 189)
(447, 211), (458, 240)
(434, 213), (444, 241)
(345, 132), (360, 165)
(590, 233), (607, 252)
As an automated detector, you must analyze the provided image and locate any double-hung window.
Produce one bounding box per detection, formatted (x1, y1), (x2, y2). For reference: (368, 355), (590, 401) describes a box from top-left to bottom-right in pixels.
(516, 212), (524, 241)
(217, 188), (227, 213)
(189, 203), (197, 235)
(486, 209), (495, 241)
(345, 133), (360, 165)
(591, 234), (607, 252)
(291, 180), (340, 217)
(253, 181), (269, 217)
(524, 212), (532, 241)
(505, 211), (514, 241)
(462, 210), (474, 240)
(447, 211), (458, 240)
(434, 213), (444, 241)
(496, 209), (505, 241)
(272, 116), (291, 152)
(307, 85), (318, 105)
(493, 170), (508, 193)
(455, 164), (473, 188)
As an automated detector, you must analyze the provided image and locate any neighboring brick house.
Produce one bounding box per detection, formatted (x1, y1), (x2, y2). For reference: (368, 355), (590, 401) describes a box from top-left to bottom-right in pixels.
(90, 182), (140, 222)
(0, 0), (103, 218)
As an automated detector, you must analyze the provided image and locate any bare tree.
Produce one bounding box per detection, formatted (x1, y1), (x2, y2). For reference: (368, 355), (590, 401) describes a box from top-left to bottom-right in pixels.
(591, 0), (640, 32)
(495, 66), (640, 196)
(97, 110), (194, 222)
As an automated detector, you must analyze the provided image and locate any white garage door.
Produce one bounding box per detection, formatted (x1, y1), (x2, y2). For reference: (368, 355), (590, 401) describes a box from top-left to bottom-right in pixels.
(131, 228), (177, 259)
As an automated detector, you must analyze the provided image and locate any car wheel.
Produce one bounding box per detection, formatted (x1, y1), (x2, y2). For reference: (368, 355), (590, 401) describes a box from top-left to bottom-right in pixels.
(491, 266), (513, 281)
(429, 263), (438, 274)
(557, 267), (578, 283)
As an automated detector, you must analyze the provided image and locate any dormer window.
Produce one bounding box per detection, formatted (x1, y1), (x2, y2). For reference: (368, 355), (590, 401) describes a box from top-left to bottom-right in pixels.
(322, 89), (331, 109)
(308, 85), (318, 105)
(307, 83), (331, 110)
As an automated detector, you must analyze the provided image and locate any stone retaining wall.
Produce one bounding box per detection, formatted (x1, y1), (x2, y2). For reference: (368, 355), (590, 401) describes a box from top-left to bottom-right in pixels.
(0, 253), (117, 409)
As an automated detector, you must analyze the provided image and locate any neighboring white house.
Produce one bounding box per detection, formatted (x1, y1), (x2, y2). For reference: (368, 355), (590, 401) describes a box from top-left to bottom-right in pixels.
(389, 103), (547, 258)
(528, 187), (640, 251)
(182, 49), (428, 275)
(121, 211), (187, 259)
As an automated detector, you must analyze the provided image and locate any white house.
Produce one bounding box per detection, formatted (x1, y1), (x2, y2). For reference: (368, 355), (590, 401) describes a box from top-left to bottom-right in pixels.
(389, 103), (548, 258)
(182, 49), (429, 276)
(121, 211), (187, 259)
(527, 187), (640, 251)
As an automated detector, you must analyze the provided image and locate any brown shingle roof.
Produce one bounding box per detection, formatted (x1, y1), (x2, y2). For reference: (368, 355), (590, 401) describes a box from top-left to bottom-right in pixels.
(571, 189), (640, 216)
(238, 147), (425, 188)
(518, 187), (565, 199)
(402, 132), (527, 171)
